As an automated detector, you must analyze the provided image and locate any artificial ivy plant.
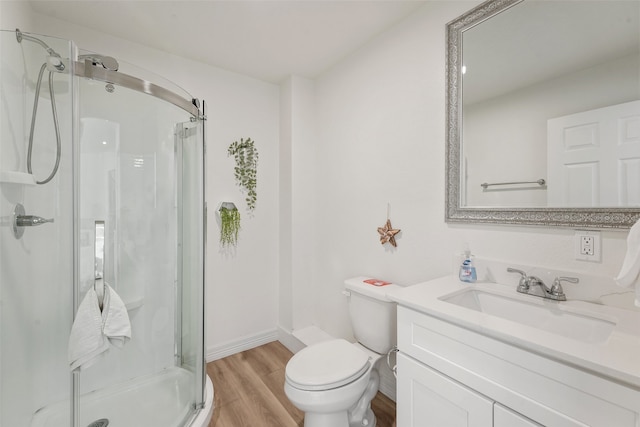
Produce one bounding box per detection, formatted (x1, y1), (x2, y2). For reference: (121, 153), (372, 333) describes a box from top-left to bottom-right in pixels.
(227, 138), (258, 212)
(219, 203), (241, 248)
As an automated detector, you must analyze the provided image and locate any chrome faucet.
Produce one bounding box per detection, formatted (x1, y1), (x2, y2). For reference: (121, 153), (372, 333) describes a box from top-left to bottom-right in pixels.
(507, 268), (579, 301)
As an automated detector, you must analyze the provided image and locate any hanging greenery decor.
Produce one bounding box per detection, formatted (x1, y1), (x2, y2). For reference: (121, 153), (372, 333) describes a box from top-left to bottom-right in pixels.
(219, 204), (241, 248)
(227, 138), (259, 211)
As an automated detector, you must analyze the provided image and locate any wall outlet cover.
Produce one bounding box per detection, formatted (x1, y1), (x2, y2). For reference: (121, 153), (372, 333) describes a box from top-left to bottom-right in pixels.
(574, 230), (601, 262)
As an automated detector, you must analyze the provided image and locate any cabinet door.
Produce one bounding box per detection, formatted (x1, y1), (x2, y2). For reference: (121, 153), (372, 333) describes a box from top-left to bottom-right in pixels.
(397, 352), (493, 427)
(494, 404), (542, 427)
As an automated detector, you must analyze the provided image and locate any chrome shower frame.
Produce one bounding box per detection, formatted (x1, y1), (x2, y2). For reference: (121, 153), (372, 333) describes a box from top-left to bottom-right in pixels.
(17, 29), (202, 118)
(34, 56), (200, 118)
(73, 59), (202, 117)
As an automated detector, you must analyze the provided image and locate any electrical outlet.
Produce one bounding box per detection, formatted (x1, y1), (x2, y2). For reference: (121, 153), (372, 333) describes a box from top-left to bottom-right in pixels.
(575, 230), (601, 262)
(580, 235), (594, 255)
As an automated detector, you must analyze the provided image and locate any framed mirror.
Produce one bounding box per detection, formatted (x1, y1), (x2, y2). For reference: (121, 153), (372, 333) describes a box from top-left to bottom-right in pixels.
(445, 0), (640, 228)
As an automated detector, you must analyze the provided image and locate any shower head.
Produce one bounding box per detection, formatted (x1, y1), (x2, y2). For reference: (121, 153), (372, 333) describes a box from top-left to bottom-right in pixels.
(79, 54), (119, 72)
(15, 29), (64, 71)
(16, 29), (60, 57)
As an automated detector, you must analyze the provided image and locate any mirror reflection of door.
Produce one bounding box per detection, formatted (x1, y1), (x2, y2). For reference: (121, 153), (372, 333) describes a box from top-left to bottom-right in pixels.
(547, 100), (640, 207)
(460, 0), (640, 208)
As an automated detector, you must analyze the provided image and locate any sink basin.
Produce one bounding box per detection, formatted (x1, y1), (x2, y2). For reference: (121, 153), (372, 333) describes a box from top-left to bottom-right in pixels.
(440, 288), (616, 344)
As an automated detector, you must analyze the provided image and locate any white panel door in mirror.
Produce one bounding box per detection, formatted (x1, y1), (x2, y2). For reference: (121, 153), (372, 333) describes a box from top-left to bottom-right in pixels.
(548, 100), (640, 207)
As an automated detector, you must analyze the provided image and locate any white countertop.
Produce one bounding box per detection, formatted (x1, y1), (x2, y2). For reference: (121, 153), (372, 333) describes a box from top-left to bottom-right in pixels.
(388, 276), (640, 389)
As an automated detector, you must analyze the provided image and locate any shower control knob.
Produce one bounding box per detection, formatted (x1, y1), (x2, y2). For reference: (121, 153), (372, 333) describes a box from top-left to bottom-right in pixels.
(12, 204), (54, 239)
(16, 215), (54, 227)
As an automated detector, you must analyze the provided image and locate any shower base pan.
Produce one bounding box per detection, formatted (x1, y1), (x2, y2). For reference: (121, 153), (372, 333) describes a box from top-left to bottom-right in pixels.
(31, 367), (213, 427)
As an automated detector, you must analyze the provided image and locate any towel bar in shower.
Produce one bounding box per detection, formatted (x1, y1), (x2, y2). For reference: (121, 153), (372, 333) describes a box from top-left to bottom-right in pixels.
(95, 221), (106, 308)
(481, 179), (546, 189)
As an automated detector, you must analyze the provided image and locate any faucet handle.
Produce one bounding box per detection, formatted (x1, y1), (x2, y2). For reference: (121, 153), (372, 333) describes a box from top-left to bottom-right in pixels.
(507, 268), (529, 292)
(550, 276), (579, 298)
(556, 276), (579, 284)
(507, 267), (526, 276)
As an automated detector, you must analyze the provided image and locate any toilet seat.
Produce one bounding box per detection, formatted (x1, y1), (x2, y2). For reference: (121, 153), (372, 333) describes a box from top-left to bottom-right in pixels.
(286, 339), (370, 391)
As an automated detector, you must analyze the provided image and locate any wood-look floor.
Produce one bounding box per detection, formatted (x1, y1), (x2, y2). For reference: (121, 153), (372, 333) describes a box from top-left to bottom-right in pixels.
(207, 341), (396, 427)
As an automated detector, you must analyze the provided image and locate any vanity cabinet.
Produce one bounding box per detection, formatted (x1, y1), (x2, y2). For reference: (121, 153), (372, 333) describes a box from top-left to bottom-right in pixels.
(396, 306), (640, 427)
(397, 352), (492, 426)
(494, 404), (541, 427)
(397, 353), (540, 427)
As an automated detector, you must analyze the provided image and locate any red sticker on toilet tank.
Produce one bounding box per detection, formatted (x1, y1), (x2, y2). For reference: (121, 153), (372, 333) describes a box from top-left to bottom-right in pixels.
(364, 279), (392, 286)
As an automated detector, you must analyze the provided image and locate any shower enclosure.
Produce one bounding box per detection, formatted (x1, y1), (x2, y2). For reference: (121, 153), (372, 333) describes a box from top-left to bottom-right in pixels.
(0, 30), (210, 427)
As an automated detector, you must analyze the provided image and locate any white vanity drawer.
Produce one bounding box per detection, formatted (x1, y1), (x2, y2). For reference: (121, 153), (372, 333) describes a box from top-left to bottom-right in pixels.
(397, 306), (639, 427)
(397, 352), (493, 427)
(494, 404), (542, 427)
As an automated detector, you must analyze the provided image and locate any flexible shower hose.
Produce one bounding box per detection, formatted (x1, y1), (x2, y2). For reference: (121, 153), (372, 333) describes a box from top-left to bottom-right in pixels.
(27, 62), (61, 185)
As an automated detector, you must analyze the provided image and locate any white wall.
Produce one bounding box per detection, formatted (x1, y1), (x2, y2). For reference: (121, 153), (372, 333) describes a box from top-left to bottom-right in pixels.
(0, 1), (33, 30)
(306, 0), (633, 346)
(1, 3), (282, 361)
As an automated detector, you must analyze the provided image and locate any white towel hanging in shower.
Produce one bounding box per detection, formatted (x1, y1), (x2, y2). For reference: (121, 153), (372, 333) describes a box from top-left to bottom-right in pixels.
(68, 282), (131, 371)
(68, 286), (109, 371)
(102, 282), (131, 348)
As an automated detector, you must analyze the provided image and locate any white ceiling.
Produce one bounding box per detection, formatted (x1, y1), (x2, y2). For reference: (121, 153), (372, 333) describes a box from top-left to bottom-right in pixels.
(29, 1), (427, 83)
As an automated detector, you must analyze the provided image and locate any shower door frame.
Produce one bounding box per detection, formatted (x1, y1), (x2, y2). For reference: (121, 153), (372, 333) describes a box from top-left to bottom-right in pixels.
(175, 105), (207, 418)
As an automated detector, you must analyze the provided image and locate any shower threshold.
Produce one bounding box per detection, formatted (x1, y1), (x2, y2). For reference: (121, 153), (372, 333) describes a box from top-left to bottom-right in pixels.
(30, 367), (212, 427)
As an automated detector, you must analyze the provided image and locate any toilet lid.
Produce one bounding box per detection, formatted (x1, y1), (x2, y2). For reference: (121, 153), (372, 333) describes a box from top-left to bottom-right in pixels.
(286, 339), (371, 391)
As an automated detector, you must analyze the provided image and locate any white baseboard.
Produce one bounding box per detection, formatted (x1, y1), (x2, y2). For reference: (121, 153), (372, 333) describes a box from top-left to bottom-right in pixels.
(206, 329), (279, 362)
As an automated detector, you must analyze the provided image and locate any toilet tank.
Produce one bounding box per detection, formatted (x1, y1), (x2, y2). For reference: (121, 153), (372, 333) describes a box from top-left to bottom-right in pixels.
(344, 277), (400, 355)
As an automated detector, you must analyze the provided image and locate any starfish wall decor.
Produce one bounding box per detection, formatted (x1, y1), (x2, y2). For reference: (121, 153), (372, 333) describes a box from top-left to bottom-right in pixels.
(377, 219), (400, 247)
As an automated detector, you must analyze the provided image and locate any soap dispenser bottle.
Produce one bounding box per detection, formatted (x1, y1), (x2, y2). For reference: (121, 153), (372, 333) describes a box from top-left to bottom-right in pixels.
(459, 247), (477, 283)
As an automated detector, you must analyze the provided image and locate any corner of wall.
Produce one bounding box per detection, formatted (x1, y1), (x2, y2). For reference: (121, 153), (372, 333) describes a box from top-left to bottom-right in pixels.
(277, 325), (306, 354)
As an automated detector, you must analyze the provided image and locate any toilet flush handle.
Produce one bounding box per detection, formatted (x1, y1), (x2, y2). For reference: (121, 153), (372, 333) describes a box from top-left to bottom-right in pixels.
(342, 290), (351, 297)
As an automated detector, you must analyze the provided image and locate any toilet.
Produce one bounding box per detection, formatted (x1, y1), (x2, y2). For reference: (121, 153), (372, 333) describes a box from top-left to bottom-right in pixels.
(284, 277), (399, 427)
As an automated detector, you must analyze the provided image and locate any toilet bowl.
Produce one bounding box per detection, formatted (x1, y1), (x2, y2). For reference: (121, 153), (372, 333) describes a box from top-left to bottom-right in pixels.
(284, 339), (381, 427)
(284, 277), (399, 427)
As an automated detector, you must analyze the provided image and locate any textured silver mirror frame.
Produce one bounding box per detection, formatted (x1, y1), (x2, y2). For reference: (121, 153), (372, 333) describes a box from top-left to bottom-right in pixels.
(444, 0), (640, 229)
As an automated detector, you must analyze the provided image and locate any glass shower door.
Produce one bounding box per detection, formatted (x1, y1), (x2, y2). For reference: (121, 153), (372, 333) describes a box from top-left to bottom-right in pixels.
(1, 28), (204, 427)
(73, 64), (204, 427)
(0, 30), (74, 427)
